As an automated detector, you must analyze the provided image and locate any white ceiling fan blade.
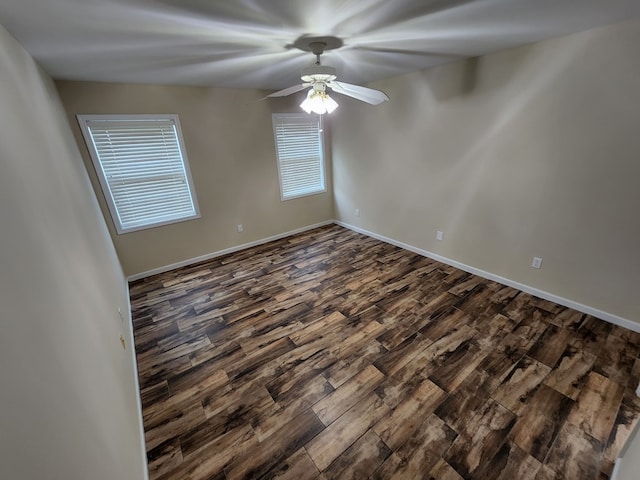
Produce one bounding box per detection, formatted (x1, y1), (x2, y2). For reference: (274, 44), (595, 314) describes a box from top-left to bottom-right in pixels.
(328, 81), (389, 105)
(266, 83), (310, 98)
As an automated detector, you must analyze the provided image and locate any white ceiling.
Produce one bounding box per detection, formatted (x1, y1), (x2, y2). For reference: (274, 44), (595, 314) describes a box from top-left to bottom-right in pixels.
(2, 0), (640, 91)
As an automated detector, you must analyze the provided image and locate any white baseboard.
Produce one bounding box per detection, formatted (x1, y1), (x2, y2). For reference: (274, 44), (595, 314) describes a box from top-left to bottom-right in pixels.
(127, 220), (334, 282)
(336, 221), (640, 334)
(611, 458), (622, 480)
(123, 287), (150, 480)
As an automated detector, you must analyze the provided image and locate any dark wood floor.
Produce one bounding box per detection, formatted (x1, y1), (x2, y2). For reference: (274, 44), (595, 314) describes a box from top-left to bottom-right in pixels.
(130, 224), (640, 480)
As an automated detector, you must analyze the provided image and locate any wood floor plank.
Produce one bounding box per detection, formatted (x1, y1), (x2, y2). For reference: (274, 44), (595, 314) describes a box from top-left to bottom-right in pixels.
(372, 332), (430, 377)
(306, 393), (390, 471)
(253, 374), (333, 442)
(137, 349), (193, 391)
(502, 292), (539, 322)
(288, 311), (347, 346)
(185, 387), (272, 458)
(428, 459), (465, 480)
(129, 224), (640, 480)
(327, 319), (386, 361)
(146, 439), (183, 480)
(476, 335), (526, 392)
(454, 285), (512, 333)
(509, 384), (574, 462)
(544, 422), (604, 480)
(566, 371), (625, 443)
(372, 414), (457, 480)
(199, 379), (260, 419)
(224, 336), (296, 381)
(527, 324), (571, 368)
(265, 349), (336, 404)
(372, 378), (447, 450)
(312, 364), (385, 426)
(549, 307), (587, 330)
(543, 344), (597, 400)
(428, 336), (487, 393)
(156, 425), (257, 480)
(510, 310), (550, 350)
(535, 465), (563, 480)
(322, 429), (391, 480)
(472, 313), (518, 350)
(323, 339), (386, 389)
(144, 402), (207, 452)
(140, 381), (170, 410)
(266, 447), (322, 480)
(144, 369), (228, 424)
(238, 319), (305, 355)
(224, 409), (324, 480)
(375, 300), (426, 350)
(470, 441), (542, 480)
(444, 398), (517, 478)
(594, 333), (637, 387)
(491, 356), (551, 416)
(418, 302), (469, 341)
(374, 327), (474, 410)
(435, 369), (496, 434)
(568, 316), (612, 357)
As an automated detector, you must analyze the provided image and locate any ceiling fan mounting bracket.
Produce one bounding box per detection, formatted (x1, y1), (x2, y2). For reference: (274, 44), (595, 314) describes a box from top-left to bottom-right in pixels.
(292, 35), (343, 54)
(310, 42), (326, 56)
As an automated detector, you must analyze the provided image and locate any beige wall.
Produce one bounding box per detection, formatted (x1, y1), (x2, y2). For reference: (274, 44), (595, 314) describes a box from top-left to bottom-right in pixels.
(56, 82), (334, 277)
(332, 19), (640, 324)
(0, 25), (146, 479)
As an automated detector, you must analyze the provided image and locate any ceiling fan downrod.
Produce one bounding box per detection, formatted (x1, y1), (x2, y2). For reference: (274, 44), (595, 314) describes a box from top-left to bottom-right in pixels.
(309, 41), (327, 65)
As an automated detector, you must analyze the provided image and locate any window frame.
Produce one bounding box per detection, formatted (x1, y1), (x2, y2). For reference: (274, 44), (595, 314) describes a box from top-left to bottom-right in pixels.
(77, 114), (200, 234)
(272, 113), (327, 201)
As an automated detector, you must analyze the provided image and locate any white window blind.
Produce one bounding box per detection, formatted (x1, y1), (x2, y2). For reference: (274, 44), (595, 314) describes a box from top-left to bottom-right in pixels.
(272, 113), (326, 200)
(77, 115), (200, 234)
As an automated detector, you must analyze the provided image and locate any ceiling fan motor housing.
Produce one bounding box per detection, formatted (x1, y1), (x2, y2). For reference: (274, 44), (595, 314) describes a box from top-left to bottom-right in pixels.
(301, 65), (337, 83)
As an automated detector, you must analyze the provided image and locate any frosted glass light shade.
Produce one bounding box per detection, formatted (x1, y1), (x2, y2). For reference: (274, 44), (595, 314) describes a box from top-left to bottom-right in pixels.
(300, 90), (338, 114)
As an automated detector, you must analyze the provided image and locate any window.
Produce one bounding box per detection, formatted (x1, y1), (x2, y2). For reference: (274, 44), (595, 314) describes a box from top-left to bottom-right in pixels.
(272, 113), (326, 200)
(77, 114), (200, 234)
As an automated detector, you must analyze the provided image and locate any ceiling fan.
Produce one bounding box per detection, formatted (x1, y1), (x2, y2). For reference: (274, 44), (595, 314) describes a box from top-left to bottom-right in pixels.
(267, 36), (389, 114)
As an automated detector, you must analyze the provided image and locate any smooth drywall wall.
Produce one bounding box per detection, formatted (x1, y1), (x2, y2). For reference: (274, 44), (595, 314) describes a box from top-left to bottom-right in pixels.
(332, 19), (640, 323)
(56, 81), (334, 277)
(0, 25), (146, 479)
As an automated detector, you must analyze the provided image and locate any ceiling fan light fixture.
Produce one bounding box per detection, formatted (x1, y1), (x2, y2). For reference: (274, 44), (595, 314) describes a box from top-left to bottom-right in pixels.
(267, 35), (388, 108)
(300, 90), (338, 115)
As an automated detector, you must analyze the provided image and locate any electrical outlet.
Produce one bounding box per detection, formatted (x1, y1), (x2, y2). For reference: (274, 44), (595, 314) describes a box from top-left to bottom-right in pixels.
(532, 257), (543, 269)
(237, 224), (243, 233)
(355, 208), (360, 217)
(436, 230), (444, 241)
